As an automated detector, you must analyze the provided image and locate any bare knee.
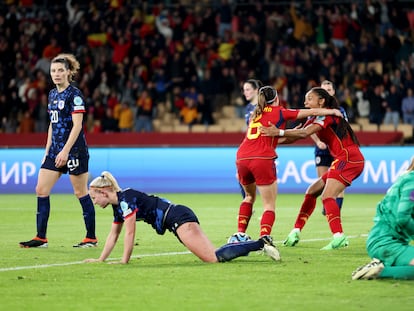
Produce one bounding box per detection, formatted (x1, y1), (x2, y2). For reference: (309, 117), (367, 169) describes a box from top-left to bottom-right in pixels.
(36, 184), (49, 197)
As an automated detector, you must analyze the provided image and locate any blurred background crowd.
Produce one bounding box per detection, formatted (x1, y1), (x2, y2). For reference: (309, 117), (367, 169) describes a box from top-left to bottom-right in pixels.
(1, 0), (414, 135)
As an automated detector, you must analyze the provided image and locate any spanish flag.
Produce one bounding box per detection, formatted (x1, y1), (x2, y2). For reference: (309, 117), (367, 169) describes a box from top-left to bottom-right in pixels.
(87, 33), (108, 48)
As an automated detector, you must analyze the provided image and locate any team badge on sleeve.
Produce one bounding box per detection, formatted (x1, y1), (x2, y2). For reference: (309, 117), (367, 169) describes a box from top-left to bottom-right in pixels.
(120, 201), (133, 218)
(73, 96), (85, 111)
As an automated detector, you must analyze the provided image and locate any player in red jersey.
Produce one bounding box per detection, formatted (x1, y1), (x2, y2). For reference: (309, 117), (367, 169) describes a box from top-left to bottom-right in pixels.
(260, 87), (365, 250)
(233, 86), (343, 258)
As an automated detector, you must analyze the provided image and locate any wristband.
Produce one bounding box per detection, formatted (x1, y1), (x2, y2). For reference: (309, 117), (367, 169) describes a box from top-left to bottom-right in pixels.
(279, 129), (285, 136)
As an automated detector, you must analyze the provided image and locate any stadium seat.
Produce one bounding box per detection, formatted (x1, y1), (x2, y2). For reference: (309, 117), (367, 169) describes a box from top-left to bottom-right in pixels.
(158, 125), (174, 133)
(361, 124), (379, 132)
(379, 124), (397, 132)
(350, 123), (361, 132)
(207, 124), (224, 133)
(161, 113), (175, 125)
(173, 125), (191, 133)
(356, 117), (370, 127)
(397, 124), (413, 140)
(191, 124), (208, 133)
(152, 119), (162, 131)
(222, 106), (237, 118)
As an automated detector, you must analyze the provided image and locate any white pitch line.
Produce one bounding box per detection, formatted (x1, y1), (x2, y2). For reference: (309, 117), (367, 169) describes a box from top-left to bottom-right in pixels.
(0, 234), (368, 272)
(0, 251), (191, 272)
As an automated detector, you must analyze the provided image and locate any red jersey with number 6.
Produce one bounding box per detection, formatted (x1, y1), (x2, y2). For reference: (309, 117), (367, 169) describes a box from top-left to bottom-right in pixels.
(237, 106), (300, 160)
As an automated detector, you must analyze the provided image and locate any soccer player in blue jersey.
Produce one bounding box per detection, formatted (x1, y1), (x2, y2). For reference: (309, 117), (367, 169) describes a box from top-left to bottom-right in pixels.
(84, 171), (280, 264)
(243, 79), (263, 126)
(236, 79), (262, 197)
(352, 157), (414, 280)
(20, 53), (97, 248)
(314, 80), (348, 215)
(230, 79), (263, 243)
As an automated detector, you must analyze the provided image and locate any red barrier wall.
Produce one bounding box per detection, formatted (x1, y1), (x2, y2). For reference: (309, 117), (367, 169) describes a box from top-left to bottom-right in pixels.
(0, 131), (403, 147)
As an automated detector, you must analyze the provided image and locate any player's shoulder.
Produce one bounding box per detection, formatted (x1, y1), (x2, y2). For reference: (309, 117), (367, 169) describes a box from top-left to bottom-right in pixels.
(49, 88), (58, 96)
(68, 84), (83, 96)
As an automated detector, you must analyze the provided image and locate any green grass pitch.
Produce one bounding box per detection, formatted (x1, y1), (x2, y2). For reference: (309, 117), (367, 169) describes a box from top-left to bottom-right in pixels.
(1, 193), (413, 311)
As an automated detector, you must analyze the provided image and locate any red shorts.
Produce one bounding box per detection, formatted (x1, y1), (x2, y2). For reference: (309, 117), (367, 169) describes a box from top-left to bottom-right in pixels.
(322, 159), (364, 186)
(236, 158), (276, 186)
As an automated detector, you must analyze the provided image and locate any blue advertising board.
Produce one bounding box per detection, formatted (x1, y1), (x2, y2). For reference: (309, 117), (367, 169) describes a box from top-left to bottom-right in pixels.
(0, 146), (412, 194)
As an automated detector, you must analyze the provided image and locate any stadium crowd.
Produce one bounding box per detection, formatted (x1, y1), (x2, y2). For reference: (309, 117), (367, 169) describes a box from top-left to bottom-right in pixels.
(1, 0), (414, 135)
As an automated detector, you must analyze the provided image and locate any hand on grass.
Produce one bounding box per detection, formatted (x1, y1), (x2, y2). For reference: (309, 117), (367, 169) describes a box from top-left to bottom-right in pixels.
(84, 258), (102, 263)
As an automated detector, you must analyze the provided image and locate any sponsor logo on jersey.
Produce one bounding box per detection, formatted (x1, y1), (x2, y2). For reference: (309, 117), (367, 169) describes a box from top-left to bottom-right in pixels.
(58, 100), (65, 110)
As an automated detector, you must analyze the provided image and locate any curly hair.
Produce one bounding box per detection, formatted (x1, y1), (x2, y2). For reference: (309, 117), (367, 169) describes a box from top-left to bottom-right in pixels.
(51, 53), (80, 82)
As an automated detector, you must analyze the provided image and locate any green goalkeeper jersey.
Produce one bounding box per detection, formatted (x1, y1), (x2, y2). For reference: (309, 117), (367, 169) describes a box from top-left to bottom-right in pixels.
(373, 170), (414, 242)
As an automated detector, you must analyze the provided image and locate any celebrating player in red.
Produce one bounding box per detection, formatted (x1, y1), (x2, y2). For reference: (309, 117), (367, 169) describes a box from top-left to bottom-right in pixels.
(260, 87), (365, 250)
(232, 85), (343, 258)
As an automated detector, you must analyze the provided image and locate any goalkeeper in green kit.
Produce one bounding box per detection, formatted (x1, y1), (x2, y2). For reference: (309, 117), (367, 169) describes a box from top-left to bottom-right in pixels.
(352, 157), (414, 280)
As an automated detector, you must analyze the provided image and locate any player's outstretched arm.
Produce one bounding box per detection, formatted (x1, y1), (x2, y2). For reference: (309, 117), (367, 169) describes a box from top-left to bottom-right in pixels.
(84, 222), (123, 263)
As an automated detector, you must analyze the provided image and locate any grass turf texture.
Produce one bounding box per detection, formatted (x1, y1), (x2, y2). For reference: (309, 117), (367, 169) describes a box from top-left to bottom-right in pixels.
(1, 193), (413, 311)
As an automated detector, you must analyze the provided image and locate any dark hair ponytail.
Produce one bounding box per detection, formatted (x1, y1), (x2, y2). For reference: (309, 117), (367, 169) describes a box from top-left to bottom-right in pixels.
(310, 87), (360, 145)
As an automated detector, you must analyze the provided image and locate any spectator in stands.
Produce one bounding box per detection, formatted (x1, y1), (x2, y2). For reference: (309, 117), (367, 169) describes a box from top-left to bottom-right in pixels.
(329, 6), (349, 49)
(101, 107), (119, 133)
(383, 84), (402, 130)
(106, 27), (132, 65)
(116, 101), (134, 132)
(402, 88), (414, 126)
(1, 1), (414, 139)
(197, 93), (214, 126)
(289, 2), (314, 46)
(356, 90), (370, 118)
(0, 94), (10, 133)
(41, 37), (62, 62)
(135, 89), (154, 132)
(364, 84), (387, 128)
(218, 0), (232, 38)
(33, 93), (49, 133)
(17, 111), (34, 134)
(180, 96), (199, 127)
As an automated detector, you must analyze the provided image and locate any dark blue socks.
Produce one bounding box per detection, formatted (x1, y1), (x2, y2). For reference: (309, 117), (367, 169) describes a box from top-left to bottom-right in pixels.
(215, 240), (264, 262)
(79, 194), (96, 239)
(36, 196), (50, 239)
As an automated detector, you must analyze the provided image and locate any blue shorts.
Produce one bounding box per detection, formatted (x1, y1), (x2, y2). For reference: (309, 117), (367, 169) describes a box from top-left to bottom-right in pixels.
(315, 146), (334, 167)
(164, 204), (199, 240)
(41, 155), (89, 175)
(315, 153), (334, 167)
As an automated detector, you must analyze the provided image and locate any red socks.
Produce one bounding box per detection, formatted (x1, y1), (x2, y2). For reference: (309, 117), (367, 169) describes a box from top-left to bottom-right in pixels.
(322, 197), (343, 234)
(237, 202), (253, 232)
(294, 194), (317, 230)
(260, 210), (275, 236)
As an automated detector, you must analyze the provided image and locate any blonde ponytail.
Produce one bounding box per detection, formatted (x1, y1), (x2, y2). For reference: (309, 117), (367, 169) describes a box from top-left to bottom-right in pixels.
(89, 171), (122, 192)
